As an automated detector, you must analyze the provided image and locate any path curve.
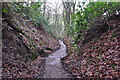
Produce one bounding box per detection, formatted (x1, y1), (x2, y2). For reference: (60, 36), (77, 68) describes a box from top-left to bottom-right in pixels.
(43, 40), (70, 78)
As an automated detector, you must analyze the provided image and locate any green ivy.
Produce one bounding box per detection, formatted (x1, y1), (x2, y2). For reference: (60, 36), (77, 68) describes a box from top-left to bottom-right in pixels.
(2, 8), (8, 13)
(66, 2), (120, 43)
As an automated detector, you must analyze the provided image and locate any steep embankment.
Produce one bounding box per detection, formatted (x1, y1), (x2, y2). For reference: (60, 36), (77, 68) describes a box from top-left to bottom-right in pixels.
(2, 10), (60, 78)
(62, 14), (120, 78)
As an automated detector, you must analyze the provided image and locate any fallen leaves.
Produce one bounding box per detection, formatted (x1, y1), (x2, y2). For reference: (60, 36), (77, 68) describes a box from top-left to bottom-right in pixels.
(62, 25), (120, 78)
(2, 14), (59, 78)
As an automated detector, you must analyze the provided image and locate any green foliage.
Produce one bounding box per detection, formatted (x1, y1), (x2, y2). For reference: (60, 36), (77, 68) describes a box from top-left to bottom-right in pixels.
(112, 31), (120, 37)
(2, 8), (8, 13)
(86, 60), (93, 63)
(31, 53), (38, 61)
(71, 44), (79, 52)
(66, 2), (120, 43)
(12, 2), (51, 32)
(112, 33), (118, 37)
(97, 56), (102, 60)
(110, 64), (117, 68)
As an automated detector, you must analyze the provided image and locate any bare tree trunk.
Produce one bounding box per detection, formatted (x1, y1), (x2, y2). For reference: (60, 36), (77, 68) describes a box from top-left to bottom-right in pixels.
(43, 1), (46, 16)
(62, 1), (76, 25)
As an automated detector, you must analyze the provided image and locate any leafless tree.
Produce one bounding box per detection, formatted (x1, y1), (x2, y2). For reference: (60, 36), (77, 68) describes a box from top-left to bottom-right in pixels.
(42, 1), (46, 16)
(62, 0), (76, 25)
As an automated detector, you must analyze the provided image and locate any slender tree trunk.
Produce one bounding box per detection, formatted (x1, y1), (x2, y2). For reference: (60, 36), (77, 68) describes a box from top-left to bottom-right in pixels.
(43, 1), (46, 16)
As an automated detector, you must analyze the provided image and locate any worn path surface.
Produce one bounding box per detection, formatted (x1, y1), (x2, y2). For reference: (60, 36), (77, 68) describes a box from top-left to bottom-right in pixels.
(43, 40), (70, 78)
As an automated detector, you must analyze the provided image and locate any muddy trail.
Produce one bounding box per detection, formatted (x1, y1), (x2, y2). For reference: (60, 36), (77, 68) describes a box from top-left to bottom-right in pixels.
(43, 40), (71, 78)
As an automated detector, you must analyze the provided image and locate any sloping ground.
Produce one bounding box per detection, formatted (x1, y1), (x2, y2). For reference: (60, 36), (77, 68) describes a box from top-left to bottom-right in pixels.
(2, 21), (45, 78)
(62, 14), (120, 78)
(14, 14), (60, 54)
(2, 13), (60, 78)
